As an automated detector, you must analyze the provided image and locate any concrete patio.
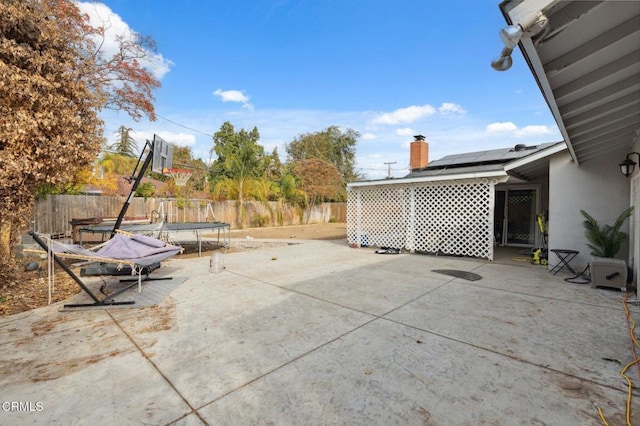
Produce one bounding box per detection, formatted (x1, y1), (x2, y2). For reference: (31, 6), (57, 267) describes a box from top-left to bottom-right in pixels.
(1, 238), (638, 425)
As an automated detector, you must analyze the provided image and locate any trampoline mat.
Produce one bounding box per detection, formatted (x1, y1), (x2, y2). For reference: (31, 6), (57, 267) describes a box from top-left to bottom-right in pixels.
(432, 269), (482, 281)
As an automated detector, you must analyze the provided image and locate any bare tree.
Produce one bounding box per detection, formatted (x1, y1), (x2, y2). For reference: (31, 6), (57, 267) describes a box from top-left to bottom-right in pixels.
(0, 0), (163, 285)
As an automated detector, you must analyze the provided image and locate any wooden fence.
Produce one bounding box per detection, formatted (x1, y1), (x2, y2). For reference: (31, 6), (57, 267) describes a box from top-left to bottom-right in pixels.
(33, 195), (346, 237)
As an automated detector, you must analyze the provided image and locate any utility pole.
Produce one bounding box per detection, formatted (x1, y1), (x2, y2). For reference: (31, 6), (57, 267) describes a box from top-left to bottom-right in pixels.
(384, 161), (396, 179)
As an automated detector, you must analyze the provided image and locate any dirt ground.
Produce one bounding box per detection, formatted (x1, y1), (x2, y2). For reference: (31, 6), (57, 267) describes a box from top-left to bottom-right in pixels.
(0, 223), (347, 317)
(226, 222), (347, 241)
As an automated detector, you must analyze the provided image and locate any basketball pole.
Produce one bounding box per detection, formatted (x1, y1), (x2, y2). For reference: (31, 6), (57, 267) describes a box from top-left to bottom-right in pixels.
(111, 140), (154, 238)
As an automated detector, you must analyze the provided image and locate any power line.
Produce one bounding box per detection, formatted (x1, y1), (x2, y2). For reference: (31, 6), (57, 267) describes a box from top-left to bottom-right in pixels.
(355, 167), (408, 171)
(156, 114), (214, 138)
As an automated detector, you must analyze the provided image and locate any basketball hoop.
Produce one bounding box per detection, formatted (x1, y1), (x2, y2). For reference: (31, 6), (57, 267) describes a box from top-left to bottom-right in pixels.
(163, 168), (192, 187)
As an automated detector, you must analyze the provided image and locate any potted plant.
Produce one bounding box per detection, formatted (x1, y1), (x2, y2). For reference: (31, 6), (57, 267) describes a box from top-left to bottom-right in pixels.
(580, 207), (634, 258)
(579, 207), (635, 290)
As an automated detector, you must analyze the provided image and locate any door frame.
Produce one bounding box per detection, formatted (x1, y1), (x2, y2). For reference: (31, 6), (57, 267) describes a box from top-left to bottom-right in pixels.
(494, 184), (542, 247)
(630, 173), (639, 287)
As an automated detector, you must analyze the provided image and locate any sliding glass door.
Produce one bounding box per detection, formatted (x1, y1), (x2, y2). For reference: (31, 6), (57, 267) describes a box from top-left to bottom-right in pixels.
(494, 187), (539, 246)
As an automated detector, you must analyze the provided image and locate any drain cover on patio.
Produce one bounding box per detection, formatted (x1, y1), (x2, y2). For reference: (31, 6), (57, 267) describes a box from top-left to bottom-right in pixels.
(432, 269), (482, 281)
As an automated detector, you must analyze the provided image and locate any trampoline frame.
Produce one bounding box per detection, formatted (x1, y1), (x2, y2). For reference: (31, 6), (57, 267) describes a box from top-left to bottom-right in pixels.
(79, 221), (230, 256)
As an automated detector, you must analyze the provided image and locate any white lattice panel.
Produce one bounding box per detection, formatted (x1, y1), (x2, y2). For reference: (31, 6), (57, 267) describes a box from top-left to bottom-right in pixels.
(347, 185), (409, 250)
(347, 179), (496, 260)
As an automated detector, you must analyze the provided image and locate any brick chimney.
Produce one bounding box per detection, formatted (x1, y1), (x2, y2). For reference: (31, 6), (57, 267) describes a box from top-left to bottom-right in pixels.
(410, 135), (428, 171)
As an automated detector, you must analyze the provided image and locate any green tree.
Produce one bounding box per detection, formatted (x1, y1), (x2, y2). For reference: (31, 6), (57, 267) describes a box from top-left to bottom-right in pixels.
(210, 122), (263, 181)
(99, 152), (139, 175)
(279, 173), (307, 208)
(109, 125), (138, 156)
(285, 126), (360, 182)
(263, 147), (285, 183)
(135, 182), (155, 200)
(209, 122), (270, 227)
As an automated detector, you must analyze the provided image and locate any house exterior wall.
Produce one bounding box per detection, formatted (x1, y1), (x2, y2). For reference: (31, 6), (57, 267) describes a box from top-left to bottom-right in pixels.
(630, 138), (640, 287)
(347, 178), (497, 260)
(535, 173), (550, 215)
(548, 150), (632, 273)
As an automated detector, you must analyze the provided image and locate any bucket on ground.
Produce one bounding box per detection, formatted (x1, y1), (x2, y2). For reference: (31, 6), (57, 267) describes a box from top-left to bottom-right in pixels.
(209, 252), (224, 273)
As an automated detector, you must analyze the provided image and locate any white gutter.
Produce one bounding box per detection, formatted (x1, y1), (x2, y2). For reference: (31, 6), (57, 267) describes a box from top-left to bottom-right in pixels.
(505, 0), (560, 24)
(503, 141), (567, 172)
(347, 170), (509, 188)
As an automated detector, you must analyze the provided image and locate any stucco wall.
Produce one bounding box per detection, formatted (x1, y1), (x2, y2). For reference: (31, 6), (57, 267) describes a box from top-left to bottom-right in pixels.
(631, 139), (640, 286)
(548, 150), (632, 272)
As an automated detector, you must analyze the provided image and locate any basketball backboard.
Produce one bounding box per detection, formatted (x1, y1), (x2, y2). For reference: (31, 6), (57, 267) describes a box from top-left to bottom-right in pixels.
(151, 134), (173, 174)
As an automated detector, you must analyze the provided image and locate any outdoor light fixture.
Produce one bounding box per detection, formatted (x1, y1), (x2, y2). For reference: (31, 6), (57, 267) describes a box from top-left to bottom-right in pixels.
(492, 11), (549, 71)
(619, 152), (640, 178)
(491, 46), (515, 72)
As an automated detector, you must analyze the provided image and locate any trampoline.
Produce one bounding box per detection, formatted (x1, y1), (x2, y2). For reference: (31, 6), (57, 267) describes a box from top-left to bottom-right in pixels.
(78, 221), (230, 256)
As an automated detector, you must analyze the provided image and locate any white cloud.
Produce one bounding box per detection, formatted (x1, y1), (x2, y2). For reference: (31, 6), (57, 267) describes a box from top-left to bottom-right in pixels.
(486, 122), (518, 133)
(213, 89), (249, 103)
(486, 122), (555, 138)
(395, 128), (415, 136)
(213, 89), (254, 110)
(372, 105), (436, 125)
(76, 2), (173, 80)
(516, 125), (554, 137)
(362, 133), (377, 140)
(439, 102), (466, 115)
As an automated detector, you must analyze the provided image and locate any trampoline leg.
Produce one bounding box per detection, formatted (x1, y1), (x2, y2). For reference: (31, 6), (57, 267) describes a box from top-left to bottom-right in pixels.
(64, 300), (136, 308)
(119, 276), (173, 283)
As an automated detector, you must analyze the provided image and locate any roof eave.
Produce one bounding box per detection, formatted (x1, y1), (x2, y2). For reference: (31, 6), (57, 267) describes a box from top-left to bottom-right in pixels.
(503, 141), (567, 172)
(347, 170), (509, 188)
(499, 0), (579, 164)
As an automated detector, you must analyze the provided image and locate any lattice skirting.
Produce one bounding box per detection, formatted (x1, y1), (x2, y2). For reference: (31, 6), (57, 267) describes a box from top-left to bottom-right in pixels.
(347, 179), (497, 260)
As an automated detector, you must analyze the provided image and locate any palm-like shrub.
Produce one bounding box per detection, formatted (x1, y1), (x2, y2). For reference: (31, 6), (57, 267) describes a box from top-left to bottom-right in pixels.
(580, 207), (634, 258)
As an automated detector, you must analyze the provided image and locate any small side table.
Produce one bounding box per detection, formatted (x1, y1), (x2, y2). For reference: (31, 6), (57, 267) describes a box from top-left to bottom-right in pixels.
(549, 249), (579, 275)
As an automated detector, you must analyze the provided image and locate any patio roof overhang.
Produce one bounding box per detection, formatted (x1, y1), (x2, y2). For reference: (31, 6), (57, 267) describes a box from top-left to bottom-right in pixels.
(498, 0), (640, 165)
(504, 140), (567, 180)
(347, 170), (510, 188)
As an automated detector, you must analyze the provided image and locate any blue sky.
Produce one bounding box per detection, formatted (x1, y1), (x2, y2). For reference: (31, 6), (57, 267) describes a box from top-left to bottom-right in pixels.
(80, 0), (561, 180)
